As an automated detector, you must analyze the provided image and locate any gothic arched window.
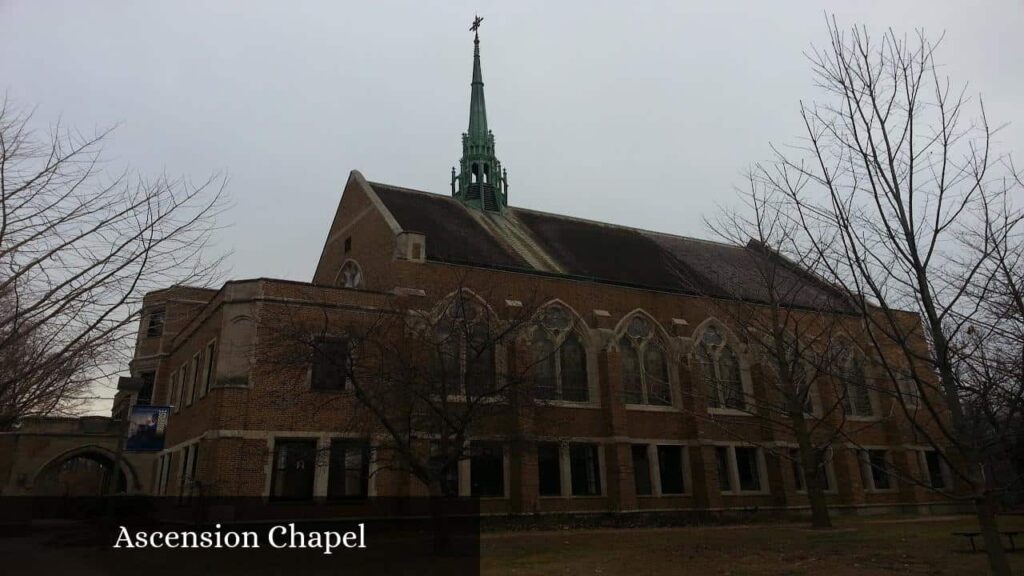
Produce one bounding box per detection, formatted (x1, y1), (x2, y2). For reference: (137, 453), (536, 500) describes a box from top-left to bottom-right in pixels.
(619, 315), (671, 406)
(839, 348), (873, 417)
(699, 325), (745, 410)
(434, 297), (496, 398)
(530, 305), (589, 402)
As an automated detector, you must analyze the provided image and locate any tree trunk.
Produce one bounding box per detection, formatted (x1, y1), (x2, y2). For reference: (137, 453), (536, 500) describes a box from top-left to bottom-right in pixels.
(793, 412), (832, 529)
(428, 479), (454, 555)
(976, 489), (1011, 576)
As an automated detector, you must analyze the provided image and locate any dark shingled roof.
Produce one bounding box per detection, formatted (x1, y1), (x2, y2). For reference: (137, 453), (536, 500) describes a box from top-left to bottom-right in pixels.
(371, 183), (527, 269)
(369, 182), (851, 312)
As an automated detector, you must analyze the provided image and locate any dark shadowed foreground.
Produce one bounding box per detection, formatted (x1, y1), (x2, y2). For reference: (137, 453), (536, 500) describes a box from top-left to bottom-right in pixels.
(481, 515), (1024, 575)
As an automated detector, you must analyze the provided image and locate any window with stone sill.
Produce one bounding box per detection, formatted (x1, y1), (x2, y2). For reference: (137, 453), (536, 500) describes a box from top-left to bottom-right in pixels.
(619, 316), (671, 406)
(530, 305), (589, 402)
(895, 369), (922, 409)
(698, 326), (744, 410)
(839, 349), (874, 417)
(920, 450), (949, 490)
(434, 298), (496, 398)
(145, 308), (165, 338)
(790, 447), (832, 492)
(859, 449), (893, 491)
(716, 445), (764, 493)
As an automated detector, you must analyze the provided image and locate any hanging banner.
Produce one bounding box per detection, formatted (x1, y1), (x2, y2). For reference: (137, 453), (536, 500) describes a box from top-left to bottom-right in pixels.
(126, 405), (170, 452)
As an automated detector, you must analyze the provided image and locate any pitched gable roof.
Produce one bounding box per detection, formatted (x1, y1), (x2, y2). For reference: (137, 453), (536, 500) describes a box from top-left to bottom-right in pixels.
(368, 181), (852, 312)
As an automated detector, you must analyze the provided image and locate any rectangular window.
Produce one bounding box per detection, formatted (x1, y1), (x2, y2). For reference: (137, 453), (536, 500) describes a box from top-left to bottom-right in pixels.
(178, 364), (190, 408)
(537, 443), (562, 496)
(185, 443), (201, 501)
(657, 445), (685, 494)
(189, 353), (201, 404)
(154, 455), (165, 494)
(898, 377), (921, 408)
(270, 439), (317, 501)
(735, 447), (762, 492)
(169, 371), (180, 411)
(137, 372), (155, 405)
(569, 444), (601, 496)
(327, 440), (369, 499)
(146, 309), (165, 338)
(631, 445), (652, 496)
(923, 451), (946, 489)
(177, 446), (191, 500)
(159, 453), (172, 495)
(715, 446), (732, 492)
(791, 448), (830, 492)
(428, 449), (460, 497)
(202, 340), (217, 396)
(312, 337), (348, 390)
(861, 449), (892, 490)
(470, 442), (505, 497)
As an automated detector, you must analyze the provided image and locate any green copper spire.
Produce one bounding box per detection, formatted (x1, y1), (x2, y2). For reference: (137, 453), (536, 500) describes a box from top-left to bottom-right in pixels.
(467, 31), (488, 139)
(452, 15), (507, 213)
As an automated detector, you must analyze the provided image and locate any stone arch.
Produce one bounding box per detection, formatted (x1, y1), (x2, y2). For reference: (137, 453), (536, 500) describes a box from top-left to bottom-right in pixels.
(689, 316), (749, 360)
(522, 299), (597, 403)
(431, 288), (499, 323)
(690, 316), (756, 411)
(31, 445), (139, 495)
(523, 299), (592, 342)
(609, 309), (673, 353)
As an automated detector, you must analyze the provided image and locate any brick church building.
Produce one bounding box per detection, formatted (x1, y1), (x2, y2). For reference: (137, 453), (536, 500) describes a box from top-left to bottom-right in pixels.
(121, 28), (955, 516)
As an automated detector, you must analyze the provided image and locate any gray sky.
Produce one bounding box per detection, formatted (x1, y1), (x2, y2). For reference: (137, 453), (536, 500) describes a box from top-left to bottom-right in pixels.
(2, 1), (1023, 411)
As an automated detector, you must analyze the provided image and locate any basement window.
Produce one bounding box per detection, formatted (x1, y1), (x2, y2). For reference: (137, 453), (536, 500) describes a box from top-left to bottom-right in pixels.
(569, 444), (601, 496)
(328, 439), (369, 499)
(270, 439), (317, 501)
(657, 445), (686, 495)
(470, 442), (505, 497)
(631, 445), (653, 496)
(537, 443), (562, 496)
(860, 449), (893, 491)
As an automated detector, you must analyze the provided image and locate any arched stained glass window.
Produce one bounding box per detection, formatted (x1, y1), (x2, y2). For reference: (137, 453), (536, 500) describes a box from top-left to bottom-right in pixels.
(530, 305), (590, 402)
(618, 315), (672, 406)
(560, 332), (588, 402)
(620, 337), (643, 404)
(699, 324), (746, 410)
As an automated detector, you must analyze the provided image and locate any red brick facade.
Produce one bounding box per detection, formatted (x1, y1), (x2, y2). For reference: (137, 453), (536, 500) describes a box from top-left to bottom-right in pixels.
(127, 171), (958, 516)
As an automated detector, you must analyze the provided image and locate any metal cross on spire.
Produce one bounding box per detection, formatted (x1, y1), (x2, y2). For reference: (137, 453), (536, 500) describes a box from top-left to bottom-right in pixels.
(470, 14), (483, 32)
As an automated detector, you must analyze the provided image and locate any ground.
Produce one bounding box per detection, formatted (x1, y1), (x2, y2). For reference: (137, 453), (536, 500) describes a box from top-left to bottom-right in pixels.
(480, 515), (1024, 575)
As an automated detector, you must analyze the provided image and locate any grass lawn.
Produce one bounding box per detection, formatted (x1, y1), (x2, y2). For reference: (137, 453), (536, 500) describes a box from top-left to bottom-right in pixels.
(481, 515), (1024, 575)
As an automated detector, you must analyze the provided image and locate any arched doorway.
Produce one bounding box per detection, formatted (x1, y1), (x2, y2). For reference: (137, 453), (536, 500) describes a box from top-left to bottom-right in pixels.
(33, 447), (132, 496)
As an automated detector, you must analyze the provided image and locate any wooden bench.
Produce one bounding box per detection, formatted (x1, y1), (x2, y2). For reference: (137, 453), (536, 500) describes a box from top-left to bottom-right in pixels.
(952, 531), (1021, 552)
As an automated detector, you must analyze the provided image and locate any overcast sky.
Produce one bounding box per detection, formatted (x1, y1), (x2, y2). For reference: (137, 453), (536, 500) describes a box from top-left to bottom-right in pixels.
(2, 1), (1023, 410)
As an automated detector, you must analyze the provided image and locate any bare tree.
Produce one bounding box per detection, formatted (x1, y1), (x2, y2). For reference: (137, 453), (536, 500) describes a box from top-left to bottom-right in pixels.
(697, 174), (881, 529)
(0, 97), (226, 429)
(955, 183), (1024, 508)
(257, 273), (556, 500)
(755, 18), (1023, 575)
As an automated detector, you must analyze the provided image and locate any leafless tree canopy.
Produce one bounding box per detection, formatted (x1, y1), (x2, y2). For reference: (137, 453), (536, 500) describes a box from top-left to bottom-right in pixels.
(741, 17), (1024, 574)
(260, 278), (555, 497)
(0, 97), (226, 429)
